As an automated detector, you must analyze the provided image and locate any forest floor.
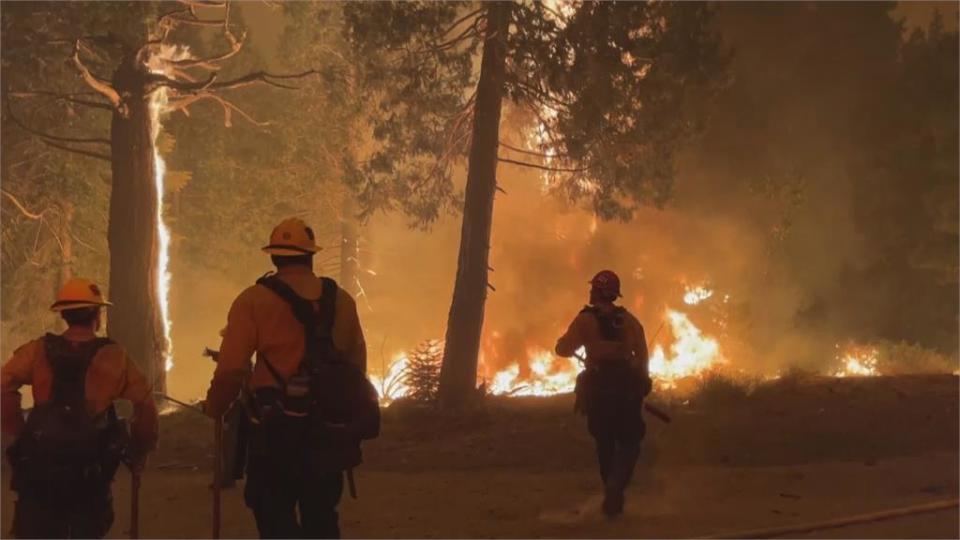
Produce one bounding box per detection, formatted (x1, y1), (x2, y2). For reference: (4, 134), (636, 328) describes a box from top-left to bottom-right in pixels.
(2, 374), (958, 538)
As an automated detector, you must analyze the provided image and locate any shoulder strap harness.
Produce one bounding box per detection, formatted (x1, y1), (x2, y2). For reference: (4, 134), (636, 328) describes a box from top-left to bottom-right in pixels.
(579, 305), (628, 342)
(42, 333), (115, 415)
(254, 274), (339, 387)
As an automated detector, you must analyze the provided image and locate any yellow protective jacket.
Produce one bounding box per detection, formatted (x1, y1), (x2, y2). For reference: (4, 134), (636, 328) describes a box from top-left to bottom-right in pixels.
(0, 331), (159, 451)
(555, 304), (649, 376)
(204, 265), (367, 418)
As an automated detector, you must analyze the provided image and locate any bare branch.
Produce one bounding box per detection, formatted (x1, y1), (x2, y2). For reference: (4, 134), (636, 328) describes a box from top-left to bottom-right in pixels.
(178, 0), (227, 7)
(71, 41), (121, 109)
(498, 140), (558, 159)
(39, 139), (111, 162)
(160, 10), (227, 28)
(167, 93), (268, 127)
(149, 69), (317, 94)
(9, 91), (113, 111)
(432, 17), (483, 52)
(443, 8), (484, 38)
(1, 189), (46, 220)
(207, 70), (320, 92)
(497, 156), (588, 173)
(511, 77), (573, 110)
(71, 231), (103, 255)
(147, 72), (218, 94)
(166, 29), (246, 69)
(5, 100), (111, 145)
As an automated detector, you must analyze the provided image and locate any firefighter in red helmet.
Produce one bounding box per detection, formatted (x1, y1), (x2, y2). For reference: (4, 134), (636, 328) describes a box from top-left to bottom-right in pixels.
(555, 270), (652, 518)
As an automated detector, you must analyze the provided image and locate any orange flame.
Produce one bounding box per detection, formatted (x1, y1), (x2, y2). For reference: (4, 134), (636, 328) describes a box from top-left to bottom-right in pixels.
(832, 346), (880, 377)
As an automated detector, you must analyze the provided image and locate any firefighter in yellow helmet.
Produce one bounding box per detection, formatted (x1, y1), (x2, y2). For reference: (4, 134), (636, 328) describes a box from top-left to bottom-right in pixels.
(556, 270), (651, 518)
(2, 278), (159, 538)
(204, 217), (378, 539)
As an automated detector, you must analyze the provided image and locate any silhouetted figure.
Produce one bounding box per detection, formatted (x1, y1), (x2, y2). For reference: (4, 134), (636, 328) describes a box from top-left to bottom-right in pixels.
(556, 270), (652, 518)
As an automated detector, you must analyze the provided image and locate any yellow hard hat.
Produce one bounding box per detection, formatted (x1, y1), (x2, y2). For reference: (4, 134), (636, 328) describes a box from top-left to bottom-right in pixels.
(50, 278), (113, 312)
(261, 217), (321, 256)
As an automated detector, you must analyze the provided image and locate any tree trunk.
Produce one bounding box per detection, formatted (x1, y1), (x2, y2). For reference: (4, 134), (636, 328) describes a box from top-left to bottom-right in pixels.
(106, 56), (168, 393)
(339, 189), (360, 296)
(438, 2), (511, 408)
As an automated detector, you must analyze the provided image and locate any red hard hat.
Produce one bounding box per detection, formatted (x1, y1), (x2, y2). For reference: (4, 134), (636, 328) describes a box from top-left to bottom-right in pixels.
(589, 270), (622, 298)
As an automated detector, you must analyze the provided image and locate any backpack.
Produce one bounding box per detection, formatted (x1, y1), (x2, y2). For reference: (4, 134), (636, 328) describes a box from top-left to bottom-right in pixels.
(253, 274), (380, 471)
(7, 335), (128, 501)
(573, 306), (644, 414)
(581, 305), (628, 343)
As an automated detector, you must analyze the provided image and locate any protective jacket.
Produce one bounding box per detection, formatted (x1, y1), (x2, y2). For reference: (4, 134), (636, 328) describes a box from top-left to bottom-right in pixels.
(555, 304), (649, 374)
(1, 331), (158, 450)
(205, 265), (367, 418)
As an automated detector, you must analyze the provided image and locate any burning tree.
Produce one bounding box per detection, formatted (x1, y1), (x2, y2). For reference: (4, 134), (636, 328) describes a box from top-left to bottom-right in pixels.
(4, 2), (316, 391)
(345, 1), (727, 407)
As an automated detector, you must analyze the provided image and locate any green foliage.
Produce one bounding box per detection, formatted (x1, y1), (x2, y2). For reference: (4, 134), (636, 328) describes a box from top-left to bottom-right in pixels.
(0, 2), (133, 351)
(405, 339), (443, 403)
(344, 1), (727, 224)
(343, 2), (478, 227)
(165, 2), (363, 276)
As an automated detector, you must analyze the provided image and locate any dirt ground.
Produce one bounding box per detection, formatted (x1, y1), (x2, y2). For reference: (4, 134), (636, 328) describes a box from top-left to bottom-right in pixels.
(2, 374), (958, 538)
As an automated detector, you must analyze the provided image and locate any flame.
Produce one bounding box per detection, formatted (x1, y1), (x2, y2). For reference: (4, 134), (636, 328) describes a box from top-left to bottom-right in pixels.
(649, 309), (725, 388)
(145, 45), (191, 373)
(683, 284), (713, 306)
(370, 353), (412, 405)
(487, 349), (581, 396)
(833, 346), (880, 377)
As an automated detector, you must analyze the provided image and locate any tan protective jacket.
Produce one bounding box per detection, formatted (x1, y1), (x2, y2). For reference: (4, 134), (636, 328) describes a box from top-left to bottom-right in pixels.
(555, 304), (649, 375)
(204, 265), (367, 418)
(0, 331), (158, 451)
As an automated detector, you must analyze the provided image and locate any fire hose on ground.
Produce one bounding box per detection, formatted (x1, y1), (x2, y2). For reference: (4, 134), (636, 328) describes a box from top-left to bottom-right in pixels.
(702, 498), (960, 539)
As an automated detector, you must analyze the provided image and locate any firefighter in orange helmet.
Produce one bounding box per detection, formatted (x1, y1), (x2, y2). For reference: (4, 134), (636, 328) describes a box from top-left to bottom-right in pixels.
(556, 270), (651, 518)
(1, 278), (159, 538)
(204, 217), (377, 539)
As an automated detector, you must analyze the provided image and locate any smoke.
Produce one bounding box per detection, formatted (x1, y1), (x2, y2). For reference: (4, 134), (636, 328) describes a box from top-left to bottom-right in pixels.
(162, 2), (958, 400)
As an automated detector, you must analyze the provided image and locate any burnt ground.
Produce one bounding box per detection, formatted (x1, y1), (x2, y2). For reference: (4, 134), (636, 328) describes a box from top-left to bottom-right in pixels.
(2, 374), (958, 538)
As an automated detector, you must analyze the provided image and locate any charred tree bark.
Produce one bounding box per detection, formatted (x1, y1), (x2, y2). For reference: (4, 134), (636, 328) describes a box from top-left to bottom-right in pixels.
(439, 2), (511, 408)
(339, 189), (360, 296)
(106, 55), (167, 393)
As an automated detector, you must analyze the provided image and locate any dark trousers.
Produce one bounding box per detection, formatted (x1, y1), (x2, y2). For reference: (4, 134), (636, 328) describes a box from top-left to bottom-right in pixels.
(587, 397), (645, 493)
(245, 454), (344, 539)
(12, 491), (113, 539)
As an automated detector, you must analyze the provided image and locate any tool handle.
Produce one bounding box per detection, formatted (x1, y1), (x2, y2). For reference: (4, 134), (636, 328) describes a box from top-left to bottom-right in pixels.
(346, 468), (358, 499)
(130, 473), (141, 539)
(643, 402), (671, 423)
(213, 418), (223, 539)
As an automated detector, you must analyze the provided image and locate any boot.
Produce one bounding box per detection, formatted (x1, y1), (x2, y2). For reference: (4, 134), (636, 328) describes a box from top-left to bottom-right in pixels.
(602, 486), (624, 518)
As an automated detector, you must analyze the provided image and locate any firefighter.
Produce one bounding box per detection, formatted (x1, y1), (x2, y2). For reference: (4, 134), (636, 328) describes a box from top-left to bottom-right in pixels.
(204, 217), (376, 539)
(1, 278), (159, 538)
(556, 270), (652, 518)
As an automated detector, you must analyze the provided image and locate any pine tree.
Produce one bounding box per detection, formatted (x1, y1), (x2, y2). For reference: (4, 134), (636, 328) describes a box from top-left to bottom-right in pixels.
(345, 1), (727, 407)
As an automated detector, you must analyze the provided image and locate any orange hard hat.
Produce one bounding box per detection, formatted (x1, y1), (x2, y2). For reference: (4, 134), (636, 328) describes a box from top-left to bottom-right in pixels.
(261, 217), (321, 256)
(50, 277), (113, 312)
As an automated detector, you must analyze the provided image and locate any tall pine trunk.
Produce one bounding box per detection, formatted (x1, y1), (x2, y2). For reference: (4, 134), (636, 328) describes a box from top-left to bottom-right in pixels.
(439, 2), (511, 408)
(106, 56), (167, 393)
